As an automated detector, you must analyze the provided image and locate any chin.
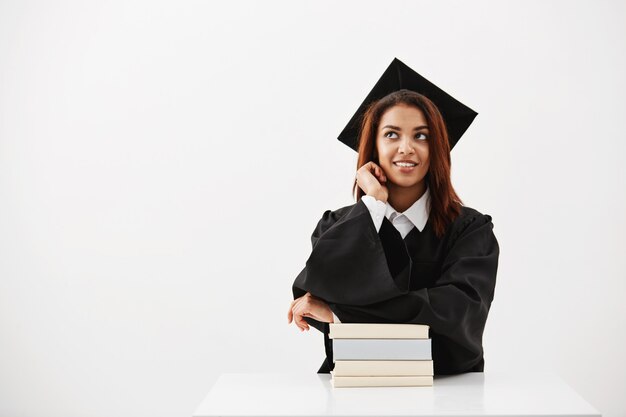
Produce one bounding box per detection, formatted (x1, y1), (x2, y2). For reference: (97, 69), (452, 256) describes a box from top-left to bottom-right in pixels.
(390, 176), (426, 189)
(390, 179), (420, 188)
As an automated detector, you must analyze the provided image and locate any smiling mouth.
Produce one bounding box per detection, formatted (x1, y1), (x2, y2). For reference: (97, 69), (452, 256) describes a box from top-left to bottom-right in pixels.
(393, 162), (418, 167)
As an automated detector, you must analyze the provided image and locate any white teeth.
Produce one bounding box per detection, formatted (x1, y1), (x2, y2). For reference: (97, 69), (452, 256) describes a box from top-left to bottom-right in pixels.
(394, 162), (417, 167)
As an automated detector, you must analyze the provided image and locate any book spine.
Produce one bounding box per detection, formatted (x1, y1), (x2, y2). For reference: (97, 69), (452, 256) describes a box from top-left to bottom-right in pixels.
(331, 375), (433, 388)
(329, 324), (429, 339)
(332, 339), (432, 360)
(333, 360), (434, 376)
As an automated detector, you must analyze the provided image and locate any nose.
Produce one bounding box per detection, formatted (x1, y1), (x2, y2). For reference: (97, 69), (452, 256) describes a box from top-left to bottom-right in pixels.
(398, 135), (415, 155)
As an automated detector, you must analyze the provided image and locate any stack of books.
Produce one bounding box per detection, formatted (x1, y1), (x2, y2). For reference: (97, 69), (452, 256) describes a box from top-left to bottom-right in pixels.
(329, 323), (433, 388)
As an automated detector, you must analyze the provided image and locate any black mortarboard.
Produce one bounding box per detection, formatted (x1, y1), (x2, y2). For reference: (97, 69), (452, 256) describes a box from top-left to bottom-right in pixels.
(337, 57), (478, 151)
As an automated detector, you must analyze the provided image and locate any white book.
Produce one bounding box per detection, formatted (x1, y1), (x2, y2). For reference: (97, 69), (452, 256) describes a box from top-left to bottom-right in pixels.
(330, 373), (433, 388)
(333, 338), (432, 360)
(333, 360), (434, 376)
(329, 323), (429, 339)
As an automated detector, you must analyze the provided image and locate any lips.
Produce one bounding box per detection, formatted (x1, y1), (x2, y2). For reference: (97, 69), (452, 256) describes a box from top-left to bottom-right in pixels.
(393, 161), (418, 167)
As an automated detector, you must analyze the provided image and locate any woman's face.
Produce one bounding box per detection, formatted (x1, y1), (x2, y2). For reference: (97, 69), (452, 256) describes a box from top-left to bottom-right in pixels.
(375, 104), (430, 189)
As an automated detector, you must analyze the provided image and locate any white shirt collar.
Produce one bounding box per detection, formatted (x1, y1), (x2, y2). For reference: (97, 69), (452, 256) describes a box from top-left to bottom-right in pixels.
(385, 187), (430, 232)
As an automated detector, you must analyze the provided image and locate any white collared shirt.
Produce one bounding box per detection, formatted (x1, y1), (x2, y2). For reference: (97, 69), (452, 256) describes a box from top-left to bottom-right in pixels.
(331, 188), (431, 324)
(361, 187), (430, 238)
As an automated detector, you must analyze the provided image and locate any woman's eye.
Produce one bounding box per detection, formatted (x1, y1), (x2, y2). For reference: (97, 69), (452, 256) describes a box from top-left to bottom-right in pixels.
(384, 131), (428, 140)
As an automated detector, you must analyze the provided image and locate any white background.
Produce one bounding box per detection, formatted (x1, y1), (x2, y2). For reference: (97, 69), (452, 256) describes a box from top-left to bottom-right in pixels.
(1, 1), (625, 416)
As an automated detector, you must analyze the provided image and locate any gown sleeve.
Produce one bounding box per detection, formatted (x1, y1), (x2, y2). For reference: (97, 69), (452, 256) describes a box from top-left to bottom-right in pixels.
(292, 199), (412, 306)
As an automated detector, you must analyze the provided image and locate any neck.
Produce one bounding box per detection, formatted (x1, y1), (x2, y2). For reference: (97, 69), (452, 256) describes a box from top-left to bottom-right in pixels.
(387, 181), (427, 213)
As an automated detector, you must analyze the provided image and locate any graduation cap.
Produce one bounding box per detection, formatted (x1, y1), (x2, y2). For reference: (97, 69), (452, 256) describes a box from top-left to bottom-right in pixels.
(337, 57), (478, 151)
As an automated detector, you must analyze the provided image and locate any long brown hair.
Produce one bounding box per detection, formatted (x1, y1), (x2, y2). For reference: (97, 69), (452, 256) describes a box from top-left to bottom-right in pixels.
(352, 89), (463, 237)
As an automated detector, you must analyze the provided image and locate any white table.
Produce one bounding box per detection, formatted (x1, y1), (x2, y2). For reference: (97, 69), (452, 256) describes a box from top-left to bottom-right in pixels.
(193, 372), (600, 417)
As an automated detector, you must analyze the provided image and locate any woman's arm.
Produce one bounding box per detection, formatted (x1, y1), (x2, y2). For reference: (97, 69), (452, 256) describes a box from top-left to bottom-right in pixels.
(287, 292), (334, 331)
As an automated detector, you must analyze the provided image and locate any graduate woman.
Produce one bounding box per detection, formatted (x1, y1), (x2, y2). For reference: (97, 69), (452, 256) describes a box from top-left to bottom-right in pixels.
(288, 58), (499, 375)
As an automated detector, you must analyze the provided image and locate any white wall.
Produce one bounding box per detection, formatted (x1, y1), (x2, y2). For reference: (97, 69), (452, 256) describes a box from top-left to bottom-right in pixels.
(1, 1), (624, 416)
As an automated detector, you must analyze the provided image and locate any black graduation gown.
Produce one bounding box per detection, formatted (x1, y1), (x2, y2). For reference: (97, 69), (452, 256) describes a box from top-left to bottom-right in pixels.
(291, 198), (499, 375)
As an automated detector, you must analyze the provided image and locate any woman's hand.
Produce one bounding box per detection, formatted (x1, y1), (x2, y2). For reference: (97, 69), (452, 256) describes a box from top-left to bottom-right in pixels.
(356, 161), (388, 202)
(287, 292), (334, 331)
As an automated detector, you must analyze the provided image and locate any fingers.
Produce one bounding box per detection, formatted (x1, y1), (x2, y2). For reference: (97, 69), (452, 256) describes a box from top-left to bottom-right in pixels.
(295, 298), (326, 328)
(294, 310), (309, 331)
(294, 298), (310, 331)
(288, 292), (324, 332)
(297, 315), (310, 331)
(287, 297), (300, 323)
(372, 163), (387, 183)
(292, 297), (311, 331)
(288, 296), (310, 331)
(379, 168), (387, 183)
(357, 162), (387, 188)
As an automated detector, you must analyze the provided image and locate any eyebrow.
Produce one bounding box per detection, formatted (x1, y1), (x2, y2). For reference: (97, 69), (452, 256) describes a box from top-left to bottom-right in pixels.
(381, 125), (429, 131)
